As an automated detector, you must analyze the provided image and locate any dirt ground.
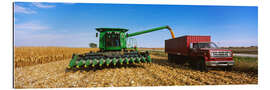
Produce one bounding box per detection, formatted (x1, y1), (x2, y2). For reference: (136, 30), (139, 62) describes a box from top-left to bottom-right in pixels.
(14, 55), (257, 88)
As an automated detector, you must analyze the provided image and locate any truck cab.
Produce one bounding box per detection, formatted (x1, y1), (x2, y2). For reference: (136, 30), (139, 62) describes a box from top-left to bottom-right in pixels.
(190, 42), (234, 68)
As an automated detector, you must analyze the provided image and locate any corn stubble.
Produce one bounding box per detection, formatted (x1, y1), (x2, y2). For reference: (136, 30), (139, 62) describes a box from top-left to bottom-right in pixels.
(14, 47), (257, 88)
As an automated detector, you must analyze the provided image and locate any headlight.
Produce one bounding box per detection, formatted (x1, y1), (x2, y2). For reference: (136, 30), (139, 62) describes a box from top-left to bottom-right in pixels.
(210, 52), (214, 57)
(227, 53), (231, 57)
(227, 52), (232, 57)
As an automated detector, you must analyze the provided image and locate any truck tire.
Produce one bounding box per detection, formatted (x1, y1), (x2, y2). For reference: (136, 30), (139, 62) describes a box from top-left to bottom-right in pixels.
(199, 57), (208, 72)
(168, 54), (174, 63)
(168, 54), (171, 63)
(179, 55), (187, 65)
(225, 66), (233, 71)
(188, 59), (196, 69)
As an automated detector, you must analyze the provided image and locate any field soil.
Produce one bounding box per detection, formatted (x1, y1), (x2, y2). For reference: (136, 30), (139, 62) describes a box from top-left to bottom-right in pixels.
(14, 47), (258, 88)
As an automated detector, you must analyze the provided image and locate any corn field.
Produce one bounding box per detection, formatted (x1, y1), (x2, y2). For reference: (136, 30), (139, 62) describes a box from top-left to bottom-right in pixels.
(14, 47), (99, 67)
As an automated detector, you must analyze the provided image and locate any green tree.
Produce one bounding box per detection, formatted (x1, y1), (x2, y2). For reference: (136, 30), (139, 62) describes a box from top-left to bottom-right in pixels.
(89, 43), (97, 48)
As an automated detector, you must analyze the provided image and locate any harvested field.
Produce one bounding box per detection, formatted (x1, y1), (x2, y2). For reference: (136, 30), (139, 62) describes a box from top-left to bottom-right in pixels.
(14, 47), (258, 88)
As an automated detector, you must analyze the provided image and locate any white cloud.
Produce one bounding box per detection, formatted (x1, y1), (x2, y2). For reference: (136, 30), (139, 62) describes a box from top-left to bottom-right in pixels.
(15, 21), (49, 30)
(32, 2), (56, 8)
(14, 4), (36, 14)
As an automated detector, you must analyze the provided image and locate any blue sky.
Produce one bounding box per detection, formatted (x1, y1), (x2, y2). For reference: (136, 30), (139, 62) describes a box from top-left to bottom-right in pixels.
(14, 2), (258, 48)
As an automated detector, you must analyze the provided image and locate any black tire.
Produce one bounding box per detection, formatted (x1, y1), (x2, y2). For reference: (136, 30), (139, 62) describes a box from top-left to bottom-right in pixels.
(178, 55), (187, 65)
(168, 54), (173, 63)
(174, 55), (180, 64)
(188, 60), (196, 69)
(225, 66), (233, 71)
(199, 57), (208, 72)
(171, 54), (176, 63)
(168, 54), (176, 63)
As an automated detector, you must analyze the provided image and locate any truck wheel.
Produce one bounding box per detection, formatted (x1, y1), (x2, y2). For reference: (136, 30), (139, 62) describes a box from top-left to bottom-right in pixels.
(173, 54), (177, 63)
(199, 57), (208, 72)
(177, 55), (182, 65)
(178, 55), (187, 65)
(225, 66), (233, 71)
(168, 54), (172, 63)
(188, 60), (197, 69)
(168, 54), (174, 63)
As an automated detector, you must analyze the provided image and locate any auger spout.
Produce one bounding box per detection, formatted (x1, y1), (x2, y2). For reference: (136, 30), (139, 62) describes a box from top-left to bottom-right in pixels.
(127, 25), (175, 39)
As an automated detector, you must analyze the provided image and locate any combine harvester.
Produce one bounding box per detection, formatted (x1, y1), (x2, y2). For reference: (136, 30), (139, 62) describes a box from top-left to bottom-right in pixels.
(67, 26), (175, 70)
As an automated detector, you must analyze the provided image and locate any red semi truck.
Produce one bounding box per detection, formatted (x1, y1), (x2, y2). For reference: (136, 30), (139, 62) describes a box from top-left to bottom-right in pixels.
(165, 35), (234, 71)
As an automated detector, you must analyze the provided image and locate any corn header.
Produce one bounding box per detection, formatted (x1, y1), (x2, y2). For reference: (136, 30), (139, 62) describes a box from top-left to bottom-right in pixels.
(67, 26), (175, 70)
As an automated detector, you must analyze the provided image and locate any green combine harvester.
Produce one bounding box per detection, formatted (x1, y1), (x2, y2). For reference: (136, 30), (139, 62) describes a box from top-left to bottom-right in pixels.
(67, 25), (175, 70)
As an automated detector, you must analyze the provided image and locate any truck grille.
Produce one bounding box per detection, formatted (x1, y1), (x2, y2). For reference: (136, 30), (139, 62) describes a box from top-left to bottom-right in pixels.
(211, 51), (231, 57)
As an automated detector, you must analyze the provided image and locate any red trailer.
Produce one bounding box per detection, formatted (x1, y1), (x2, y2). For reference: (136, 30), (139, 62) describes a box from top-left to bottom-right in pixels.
(165, 35), (234, 71)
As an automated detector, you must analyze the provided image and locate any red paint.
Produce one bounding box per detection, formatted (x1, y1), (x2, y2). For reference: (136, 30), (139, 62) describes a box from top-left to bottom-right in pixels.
(165, 35), (234, 67)
(165, 35), (210, 55)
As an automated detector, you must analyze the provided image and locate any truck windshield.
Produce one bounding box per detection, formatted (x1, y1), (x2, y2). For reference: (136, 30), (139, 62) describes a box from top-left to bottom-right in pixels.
(193, 42), (218, 49)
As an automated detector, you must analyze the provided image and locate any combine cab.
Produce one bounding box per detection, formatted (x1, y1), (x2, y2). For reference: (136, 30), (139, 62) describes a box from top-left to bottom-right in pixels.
(67, 26), (175, 70)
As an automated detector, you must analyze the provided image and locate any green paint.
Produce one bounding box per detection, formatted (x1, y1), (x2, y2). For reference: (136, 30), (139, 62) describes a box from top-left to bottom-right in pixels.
(99, 58), (104, 66)
(127, 26), (170, 37)
(147, 56), (152, 62)
(136, 57), (140, 63)
(92, 59), (97, 67)
(119, 58), (123, 65)
(125, 58), (129, 64)
(106, 58), (110, 66)
(69, 26), (169, 68)
(85, 59), (91, 66)
(77, 60), (84, 66)
(112, 58), (117, 65)
(96, 26), (170, 51)
(142, 57), (146, 63)
(69, 55), (78, 67)
(131, 58), (135, 64)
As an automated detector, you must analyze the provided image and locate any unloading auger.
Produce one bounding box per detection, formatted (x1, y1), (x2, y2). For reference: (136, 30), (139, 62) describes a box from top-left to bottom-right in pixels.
(67, 25), (175, 70)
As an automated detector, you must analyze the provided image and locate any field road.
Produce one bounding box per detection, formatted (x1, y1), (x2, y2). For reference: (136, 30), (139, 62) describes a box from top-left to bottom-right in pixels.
(233, 53), (258, 58)
(14, 55), (257, 88)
